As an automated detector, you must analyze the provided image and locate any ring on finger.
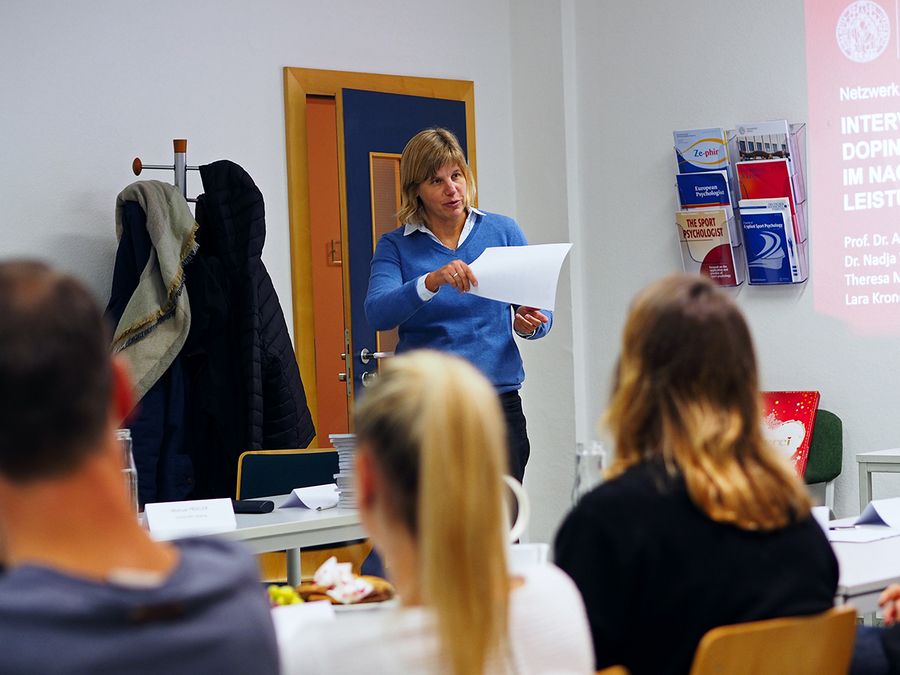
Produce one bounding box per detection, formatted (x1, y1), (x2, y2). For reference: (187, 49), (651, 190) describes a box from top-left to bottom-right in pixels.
(451, 272), (459, 278)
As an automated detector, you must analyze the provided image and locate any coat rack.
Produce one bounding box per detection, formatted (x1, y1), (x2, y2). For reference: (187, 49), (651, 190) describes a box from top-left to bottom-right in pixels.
(132, 139), (200, 202)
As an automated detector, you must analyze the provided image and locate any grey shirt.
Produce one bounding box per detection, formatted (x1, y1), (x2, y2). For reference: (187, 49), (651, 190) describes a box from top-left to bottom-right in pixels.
(0, 537), (279, 675)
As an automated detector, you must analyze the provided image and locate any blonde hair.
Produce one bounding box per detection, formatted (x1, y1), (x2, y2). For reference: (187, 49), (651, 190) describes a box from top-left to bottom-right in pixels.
(604, 274), (811, 530)
(354, 350), (509, 675)
(398, 128), (476, 225)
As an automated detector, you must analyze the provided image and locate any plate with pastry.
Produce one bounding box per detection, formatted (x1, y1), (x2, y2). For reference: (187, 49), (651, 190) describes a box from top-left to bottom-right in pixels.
(296, 557), (397, 611)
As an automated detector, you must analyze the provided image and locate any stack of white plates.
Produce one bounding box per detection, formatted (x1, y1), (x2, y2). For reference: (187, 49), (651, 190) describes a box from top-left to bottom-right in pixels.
(329, 433), (357, 509)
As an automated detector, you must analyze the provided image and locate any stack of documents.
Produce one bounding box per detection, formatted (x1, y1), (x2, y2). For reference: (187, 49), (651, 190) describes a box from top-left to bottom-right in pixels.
(329, 433), (357, 509)
(827, 497), (900, 543)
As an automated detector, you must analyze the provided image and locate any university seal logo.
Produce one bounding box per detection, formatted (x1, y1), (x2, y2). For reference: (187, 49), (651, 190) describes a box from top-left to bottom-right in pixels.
(836, 0), (891, 63)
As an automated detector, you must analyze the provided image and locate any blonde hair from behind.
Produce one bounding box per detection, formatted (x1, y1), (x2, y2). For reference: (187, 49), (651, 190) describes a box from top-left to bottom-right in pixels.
(398, 128), (476, 226)
(604, 274), (811, 530)
(354, 350), (509, 675)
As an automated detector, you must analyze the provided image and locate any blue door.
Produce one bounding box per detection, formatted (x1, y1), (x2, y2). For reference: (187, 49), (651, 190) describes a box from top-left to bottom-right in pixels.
(342, 89), (469, 396)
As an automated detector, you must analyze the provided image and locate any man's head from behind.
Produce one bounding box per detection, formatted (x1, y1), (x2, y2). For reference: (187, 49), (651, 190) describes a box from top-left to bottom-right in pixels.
(0, 260), (120, 482)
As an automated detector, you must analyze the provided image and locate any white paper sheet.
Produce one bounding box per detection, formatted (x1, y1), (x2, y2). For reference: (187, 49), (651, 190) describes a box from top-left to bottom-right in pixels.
(827, 525), (900, 543)
(467, 243), (572, 311)
(856, 497), (900, 528)
(281, 483), (339, 510)
(145, 497), (236, 540)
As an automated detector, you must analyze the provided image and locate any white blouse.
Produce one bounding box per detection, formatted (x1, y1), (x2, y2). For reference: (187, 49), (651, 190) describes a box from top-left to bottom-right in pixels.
(279, 564), (594, 674)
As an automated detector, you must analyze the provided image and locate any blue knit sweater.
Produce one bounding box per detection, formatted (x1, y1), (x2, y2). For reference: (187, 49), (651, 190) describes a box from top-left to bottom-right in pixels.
(364, 211), (552, 392)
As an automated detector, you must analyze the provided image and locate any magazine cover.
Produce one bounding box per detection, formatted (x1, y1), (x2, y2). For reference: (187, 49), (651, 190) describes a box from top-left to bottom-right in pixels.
(760, 391), (821, 477)
(676, 170), (732, 209)
(736, 120), (791, 164)
(674, 127), (731, 174)
(740, 209), (804, 284)
(675, 208), (743, 286)
(735, 159), (802, 241)
(740, 198), (806, 283)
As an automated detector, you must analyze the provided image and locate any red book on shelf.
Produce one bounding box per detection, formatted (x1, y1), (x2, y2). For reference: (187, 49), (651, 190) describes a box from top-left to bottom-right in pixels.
(760, 391), (820, 477)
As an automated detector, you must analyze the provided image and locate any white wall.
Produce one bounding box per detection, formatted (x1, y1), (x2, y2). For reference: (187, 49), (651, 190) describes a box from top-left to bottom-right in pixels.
(566, 0), (900, 517)
(5, 0), (889, 545)
(509, 0), (582, 542)
(1, 0), (583, 541)
(0, 0), (516, 310)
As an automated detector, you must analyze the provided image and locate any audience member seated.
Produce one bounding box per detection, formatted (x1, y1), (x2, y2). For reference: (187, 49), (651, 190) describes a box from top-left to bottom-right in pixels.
(0, 260), (279, 674)
(850, 584), (900, 674)
(553, 274), (838, 675)
(281, 350), (594, 674)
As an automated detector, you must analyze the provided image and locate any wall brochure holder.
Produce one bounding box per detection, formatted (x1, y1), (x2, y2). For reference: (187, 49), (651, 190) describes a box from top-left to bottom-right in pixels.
(673, 121), (809, 287)
(730, 121), (809, 285)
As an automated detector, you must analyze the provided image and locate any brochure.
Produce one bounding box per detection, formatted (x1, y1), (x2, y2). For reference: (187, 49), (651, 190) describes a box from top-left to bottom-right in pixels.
(736, 120), (791, 167)
(675, 208), (743, 286)
(735, 159), (802, 241)
(676, 170), (732, 209)
(676, 171), (738, 242)
(741, 210), (801, 284)
(739, 198), (805, 282)
(673, 127), (731, 175)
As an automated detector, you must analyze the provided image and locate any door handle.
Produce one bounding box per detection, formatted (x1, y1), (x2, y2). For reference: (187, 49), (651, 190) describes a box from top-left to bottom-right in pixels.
(359, 348), (394, 364)
(327, 239), (342, 266)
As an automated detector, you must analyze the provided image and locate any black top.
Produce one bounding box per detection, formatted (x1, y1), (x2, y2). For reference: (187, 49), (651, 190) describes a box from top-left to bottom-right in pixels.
(553, 461), (839, 675)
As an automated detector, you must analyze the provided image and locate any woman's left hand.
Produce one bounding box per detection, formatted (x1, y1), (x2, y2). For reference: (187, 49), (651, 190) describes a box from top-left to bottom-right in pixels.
(514, 306), (548, 337)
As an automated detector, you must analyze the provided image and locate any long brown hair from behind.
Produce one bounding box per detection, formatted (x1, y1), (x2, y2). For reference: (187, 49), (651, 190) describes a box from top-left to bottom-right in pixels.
(398, 128), (476, 226)
(354, 350), (509, 675)
(604, 274), (811, 530)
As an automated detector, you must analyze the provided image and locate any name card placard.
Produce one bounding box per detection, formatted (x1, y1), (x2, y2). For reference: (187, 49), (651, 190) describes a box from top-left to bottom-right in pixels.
(145, 498), (236, 540)
(281, 483), (339, 511)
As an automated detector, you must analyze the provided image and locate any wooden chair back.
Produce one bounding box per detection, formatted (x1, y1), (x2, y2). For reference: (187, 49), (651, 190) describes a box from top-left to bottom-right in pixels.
(688, 605), (856, 675)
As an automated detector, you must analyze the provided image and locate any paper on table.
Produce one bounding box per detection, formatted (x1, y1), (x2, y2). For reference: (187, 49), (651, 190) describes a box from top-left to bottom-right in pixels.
(856, 497), (900, 528)
(467, 243), (572, 311)
(281, 483), (339, 510)
(145, 497), (236, 540)
(827, 526), (900, 543)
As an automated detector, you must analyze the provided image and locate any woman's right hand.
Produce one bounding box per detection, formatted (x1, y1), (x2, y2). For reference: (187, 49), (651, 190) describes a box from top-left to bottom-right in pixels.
(424, 260), (478, 293)
(880, 584), (900, 625)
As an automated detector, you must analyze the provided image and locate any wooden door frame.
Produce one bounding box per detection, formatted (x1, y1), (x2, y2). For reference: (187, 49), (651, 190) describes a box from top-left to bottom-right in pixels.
(283, 68), (477, 436)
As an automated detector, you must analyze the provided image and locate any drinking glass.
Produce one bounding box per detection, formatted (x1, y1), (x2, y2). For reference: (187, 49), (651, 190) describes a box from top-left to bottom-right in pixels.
(571, 441), (606, 505)
(117, 429), (139, 514)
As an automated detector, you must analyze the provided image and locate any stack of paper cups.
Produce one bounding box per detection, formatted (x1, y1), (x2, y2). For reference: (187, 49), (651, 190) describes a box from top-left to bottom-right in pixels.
(329, 433), (357, 509)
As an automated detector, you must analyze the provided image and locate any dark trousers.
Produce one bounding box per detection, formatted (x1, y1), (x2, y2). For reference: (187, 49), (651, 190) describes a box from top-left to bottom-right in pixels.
(851, 625), (890, 675)
(499, 390), (530, 484)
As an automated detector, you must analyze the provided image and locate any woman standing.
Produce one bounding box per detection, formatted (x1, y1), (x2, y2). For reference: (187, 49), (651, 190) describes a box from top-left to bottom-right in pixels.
(554, 274), (838, 675)
(365, 128), (551, 482)
(280, 350), (594, 674)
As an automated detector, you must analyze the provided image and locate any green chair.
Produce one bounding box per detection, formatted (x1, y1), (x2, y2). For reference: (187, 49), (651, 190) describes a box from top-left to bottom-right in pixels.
(804, 409), (843, 512)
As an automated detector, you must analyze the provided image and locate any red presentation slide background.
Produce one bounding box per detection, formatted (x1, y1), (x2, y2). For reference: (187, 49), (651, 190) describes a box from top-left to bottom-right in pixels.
(806, 0), (900, 335)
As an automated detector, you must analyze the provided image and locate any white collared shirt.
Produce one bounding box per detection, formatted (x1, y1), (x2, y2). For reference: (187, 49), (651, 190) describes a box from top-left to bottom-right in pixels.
(406, 208), (484, 301)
